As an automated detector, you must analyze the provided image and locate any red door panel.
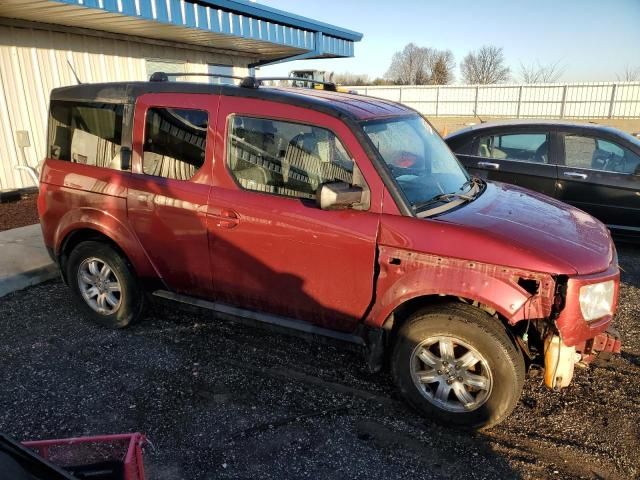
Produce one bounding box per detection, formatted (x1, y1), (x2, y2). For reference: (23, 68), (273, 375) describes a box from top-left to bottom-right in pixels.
(208, 96), (385, 332)
(127, 93), (218, 298)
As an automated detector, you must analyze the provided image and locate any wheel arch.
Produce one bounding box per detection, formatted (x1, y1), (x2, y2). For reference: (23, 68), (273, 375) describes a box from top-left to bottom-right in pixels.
(59, 229), (129, 280)
(364, 293), (531, 373)
(54, 209), (159, 285)
(380, 293), (515, 340)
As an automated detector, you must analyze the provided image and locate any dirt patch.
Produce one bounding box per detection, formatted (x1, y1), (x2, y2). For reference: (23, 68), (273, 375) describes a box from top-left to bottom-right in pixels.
(0, 244), (638, 479)
(0, 193), (39, 232)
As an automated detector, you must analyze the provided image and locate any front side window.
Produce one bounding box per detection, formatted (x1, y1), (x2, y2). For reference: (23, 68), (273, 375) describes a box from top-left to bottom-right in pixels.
(565, 135), (640, 174)
(362, 115), (472, 210)
(227, 116), (359, 200)
(477, 133), (549, 163)
(143, 108), (208, 181)
(48, 101), (124, 169)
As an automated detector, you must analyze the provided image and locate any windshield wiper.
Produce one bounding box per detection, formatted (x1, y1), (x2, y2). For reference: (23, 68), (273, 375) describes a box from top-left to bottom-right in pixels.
(461, 176), (485, 191)
(412, 192), (475, 213)
(412, 177), (484, 213)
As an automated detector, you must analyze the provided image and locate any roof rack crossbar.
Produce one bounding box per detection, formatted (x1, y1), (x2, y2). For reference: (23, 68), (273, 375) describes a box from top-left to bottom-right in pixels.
(149, 72), (338, 92)
(149, 72), (249, 83)
(255, 77), (338, 91)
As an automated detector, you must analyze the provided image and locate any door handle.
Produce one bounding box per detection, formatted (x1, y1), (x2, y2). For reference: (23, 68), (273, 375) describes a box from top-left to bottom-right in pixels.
(563, 171), (588, 180)
(477, 161), (500, 170)
(209, 209), (239, 229)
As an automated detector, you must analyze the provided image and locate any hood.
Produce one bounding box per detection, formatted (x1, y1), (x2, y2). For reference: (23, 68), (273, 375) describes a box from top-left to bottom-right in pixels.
(436, 182), (613, 275)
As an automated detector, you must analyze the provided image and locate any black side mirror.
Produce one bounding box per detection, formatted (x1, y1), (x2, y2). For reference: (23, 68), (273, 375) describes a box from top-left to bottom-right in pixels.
(120, 146), (132, 171)
(316, 182), (364, 210)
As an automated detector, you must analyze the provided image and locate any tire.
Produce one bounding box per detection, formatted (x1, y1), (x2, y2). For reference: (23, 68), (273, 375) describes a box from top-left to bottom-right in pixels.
(66, 241), (144, 328)
(391, 303), (525, 429)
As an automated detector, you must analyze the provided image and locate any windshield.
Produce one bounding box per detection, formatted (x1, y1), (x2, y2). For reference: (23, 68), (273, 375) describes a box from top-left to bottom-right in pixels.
(362, 115), (472, 211)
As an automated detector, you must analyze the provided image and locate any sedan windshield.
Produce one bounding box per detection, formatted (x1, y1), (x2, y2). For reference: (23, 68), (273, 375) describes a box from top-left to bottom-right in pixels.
(363, 115), (475, 214)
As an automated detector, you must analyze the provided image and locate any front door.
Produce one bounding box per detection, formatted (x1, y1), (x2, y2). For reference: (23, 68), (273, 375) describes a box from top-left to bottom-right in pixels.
(556, 132), (640, 234)
(459, 129), (558, 196)
(206, 97), (383, 332)
(127, 93), (218, 297)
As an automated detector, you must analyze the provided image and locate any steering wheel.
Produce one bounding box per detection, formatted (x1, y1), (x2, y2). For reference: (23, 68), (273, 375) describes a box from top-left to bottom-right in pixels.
(388, 151), (426, 176)
(606, 154), (625, 172)
(534, 142), (548, 163)
(392, 151), (420, 168)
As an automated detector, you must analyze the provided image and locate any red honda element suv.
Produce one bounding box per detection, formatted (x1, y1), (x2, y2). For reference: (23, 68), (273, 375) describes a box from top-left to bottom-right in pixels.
(38, 75), (621, 429)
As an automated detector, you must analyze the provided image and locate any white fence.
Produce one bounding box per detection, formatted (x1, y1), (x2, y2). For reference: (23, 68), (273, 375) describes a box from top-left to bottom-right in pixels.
(349, 82), (640, 119)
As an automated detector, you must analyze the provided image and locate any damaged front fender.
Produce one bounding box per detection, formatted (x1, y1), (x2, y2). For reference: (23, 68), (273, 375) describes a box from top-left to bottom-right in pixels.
(366, 246), (556, 328)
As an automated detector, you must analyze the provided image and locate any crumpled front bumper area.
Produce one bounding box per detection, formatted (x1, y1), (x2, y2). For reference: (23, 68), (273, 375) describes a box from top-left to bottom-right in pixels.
(575, 327), (622, 364)
(555, 264), (620, 346)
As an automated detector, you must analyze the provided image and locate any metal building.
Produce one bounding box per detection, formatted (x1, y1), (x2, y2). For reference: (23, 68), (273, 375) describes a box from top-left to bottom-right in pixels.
(0, 0), (362, 190)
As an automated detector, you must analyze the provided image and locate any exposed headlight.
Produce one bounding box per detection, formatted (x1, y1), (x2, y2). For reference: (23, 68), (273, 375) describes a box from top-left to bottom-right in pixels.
(579, 280), (615, 321)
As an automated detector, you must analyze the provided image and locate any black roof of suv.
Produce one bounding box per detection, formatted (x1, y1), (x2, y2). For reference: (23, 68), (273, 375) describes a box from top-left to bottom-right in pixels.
(50, 81), (413, 122)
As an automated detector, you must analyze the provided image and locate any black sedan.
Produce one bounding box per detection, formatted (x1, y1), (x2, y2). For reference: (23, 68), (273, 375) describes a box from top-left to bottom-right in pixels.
(445, 120), (640, 240)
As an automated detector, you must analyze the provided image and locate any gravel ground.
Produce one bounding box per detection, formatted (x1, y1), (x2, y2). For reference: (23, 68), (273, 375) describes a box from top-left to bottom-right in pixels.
(0, 193), (39, 232)
(0, 244), (638, 480)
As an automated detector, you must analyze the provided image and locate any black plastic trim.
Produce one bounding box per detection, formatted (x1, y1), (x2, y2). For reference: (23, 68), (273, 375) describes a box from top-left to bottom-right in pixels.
(153, 290), (366, 345)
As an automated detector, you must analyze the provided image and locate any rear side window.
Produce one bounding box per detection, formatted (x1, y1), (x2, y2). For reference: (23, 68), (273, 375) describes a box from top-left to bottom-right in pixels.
(227, 116), (356, 200)
(476, 133), (549, 163)
(142, 108), (208, 181)
(449, 137), (474, 155)
(48, 101), (123, 169)
(565, 135), (640, 174)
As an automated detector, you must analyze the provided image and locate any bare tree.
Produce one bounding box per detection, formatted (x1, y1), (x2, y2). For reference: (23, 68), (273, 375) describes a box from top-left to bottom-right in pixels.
(333, 72), (370, 86)
(617, 66), (640, 81)
(385, 43), (455, 85)
(460, 45), (510, 84)
(385, 43), (430, 85)
(520, 60), (565, 83)
(372, 77), (394, 86)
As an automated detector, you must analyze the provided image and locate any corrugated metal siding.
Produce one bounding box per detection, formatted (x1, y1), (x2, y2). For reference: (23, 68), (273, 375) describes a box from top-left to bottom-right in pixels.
(0, 24), (253, 190)
(0, 0), (360, 59)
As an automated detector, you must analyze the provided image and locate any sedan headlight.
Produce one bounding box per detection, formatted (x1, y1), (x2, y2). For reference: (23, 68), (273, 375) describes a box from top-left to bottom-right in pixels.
(579, 280), (615, 321)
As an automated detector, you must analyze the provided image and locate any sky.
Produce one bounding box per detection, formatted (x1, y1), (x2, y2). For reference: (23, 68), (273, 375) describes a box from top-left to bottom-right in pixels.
(258, 0), (640, 83)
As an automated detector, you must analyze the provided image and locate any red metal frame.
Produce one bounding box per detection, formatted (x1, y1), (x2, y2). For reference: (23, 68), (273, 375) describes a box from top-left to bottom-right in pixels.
(23, 433), (147, 480)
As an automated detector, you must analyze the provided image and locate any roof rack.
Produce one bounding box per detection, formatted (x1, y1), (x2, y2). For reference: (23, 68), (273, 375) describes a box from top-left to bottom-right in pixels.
(149, 72), (338, 91)
(149, 72), (247, 83)
(256, 77), (338, 91)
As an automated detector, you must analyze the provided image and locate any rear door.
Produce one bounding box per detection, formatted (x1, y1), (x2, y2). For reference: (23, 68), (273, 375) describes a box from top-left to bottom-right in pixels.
(127, 93), (218, 297)
(556, 130), (640, 233)
(456, 128), (558, 196)
(206, 96), (384, 332)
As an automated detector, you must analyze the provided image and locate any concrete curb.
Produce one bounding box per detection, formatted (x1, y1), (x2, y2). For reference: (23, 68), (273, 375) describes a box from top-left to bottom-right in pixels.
(0, 264), (60, 298)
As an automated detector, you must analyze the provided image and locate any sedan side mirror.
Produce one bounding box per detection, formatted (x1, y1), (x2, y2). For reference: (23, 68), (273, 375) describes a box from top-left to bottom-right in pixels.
(316, 182), (364, 210)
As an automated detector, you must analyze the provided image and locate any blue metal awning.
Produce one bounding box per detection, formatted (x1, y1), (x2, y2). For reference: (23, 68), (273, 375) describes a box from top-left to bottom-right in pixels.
(0, 0), (362, 65)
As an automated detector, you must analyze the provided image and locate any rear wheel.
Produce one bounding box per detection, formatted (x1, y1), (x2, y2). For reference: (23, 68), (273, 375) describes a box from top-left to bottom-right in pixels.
(391, 303), (525, 429)
(67, 241), (144, 328)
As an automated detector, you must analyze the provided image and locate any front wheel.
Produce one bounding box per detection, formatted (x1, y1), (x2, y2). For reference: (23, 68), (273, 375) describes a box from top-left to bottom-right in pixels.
(391, 303), (525, 429)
